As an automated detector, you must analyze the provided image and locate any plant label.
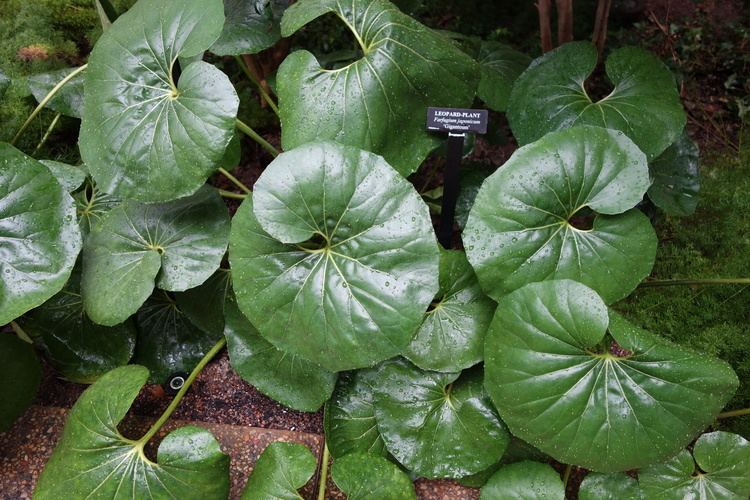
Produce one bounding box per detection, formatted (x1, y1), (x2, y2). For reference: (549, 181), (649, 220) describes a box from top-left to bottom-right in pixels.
(426, 107), (488, 134)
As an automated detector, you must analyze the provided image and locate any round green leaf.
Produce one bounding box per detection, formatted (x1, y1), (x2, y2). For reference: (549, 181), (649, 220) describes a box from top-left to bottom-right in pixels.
(277, 0), (479, 176)
(0, 143), (81, 326)
(82, 186), (230, 326)
(484, 279), (740, 472)
(507, 42), (686, 160)
(74, 179), (121, 236)
(17, 266), (136, 384)
(79, 0), (239, 202)
(332, 453), (417, 500)
(480, 461), (564, 500)
(211, 0), (291, 56)
(225, 297), (337, 412)
(324, 368), (388, 459)
(579, 473), (641, 500)
(134, 292), (222, 383)
(241, 441), (316, 499)
(229, 142), (439, 372)
(458, 438), (550, 488)
(403, 249), (495, 372)
(176, 268), (232, 337)
(40, 160), (87, 192)
(477, 42), (531, 112)
(463, 125), (656, 304)
(648, 131), (700, 216)
(27, 67), (85, 118)
(373, 359), (509, 478)
(34, 365), (230, 499)
(0, 334), (41, 432)
(640, 431), (750, 499)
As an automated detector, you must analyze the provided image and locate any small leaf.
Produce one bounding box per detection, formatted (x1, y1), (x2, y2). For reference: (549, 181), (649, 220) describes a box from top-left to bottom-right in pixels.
(373, 359), (509, 478)
(480, 461), (565, 500)
(648, 131), (700, 216)
(476, 42), (531, 112)
(17, 266), (136, 384)
(134, 292), (222, 383)
(403, 249), (495, 372)
(463, 125), (656, 304)
(508, 42), (686, 159)
(458, 438), (549, 488)
(211, 0), (292, 56)
(82, 186), (230, 326)
(34, 365), (230, 499)
(0, 334), (41, 432)
(74, 179), (121, 236)
(27, 67), (85, 118)
(579, 473), (641, 500)
(80, 0), (239, 202)
(0, 143), (81, 326)
(639, 431), (750, 499)
(332, 453), (417, 500)
(484, 279), (739, 472)
(39, 160), (87, 192)
(229, 142), (439, 371)
(324, 368), (388, 459)
(225, 297), (337, 412)
(278, 0), (479, 176)
(241, 441), (316, 499)
(176, 269), (232, 337)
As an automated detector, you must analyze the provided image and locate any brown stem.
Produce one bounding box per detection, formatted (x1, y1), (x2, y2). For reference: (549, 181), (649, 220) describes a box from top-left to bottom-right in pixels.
(592, 0), (612, 57)
(556, 0), (574, 45)
(537, 0), (553, 53)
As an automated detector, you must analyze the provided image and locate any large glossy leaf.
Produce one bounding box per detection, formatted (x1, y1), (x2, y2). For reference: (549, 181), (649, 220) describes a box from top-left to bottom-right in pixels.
(648, 131), (700, 216)
(324, 368), (388, 459)
(640, 431), (750, 499)
(241, 441), (316, 499)
(477, 42), (531, 112)
(403, 249), (494, 372)
(229, 142), (439, 371)
(82, 186), (230, 326)
(34, 365), (230, 499)
(27, 67), (85, 118)
(18, 267), (136, 384)
(39, 160), (87, 192)
(0, 144), (81, 326)
(579, 473), (641, 500)
(134, 292), (222, 383)
(332, 453), (416, 500)
(480, 461), (565, 500)
(463, 126), (656, 304)
(507, 42), (686, 160)
(277, 0), (479, 176)
(211, 0), (291, 56)
(373, 359), (508, 478)
(484, 280), (739, 472)
(79, 0), (239, 202)
(0, 334), (41, 431)
(225, 297), (336, 412)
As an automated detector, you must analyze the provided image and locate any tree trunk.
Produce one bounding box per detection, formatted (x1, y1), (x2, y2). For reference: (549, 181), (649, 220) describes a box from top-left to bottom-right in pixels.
(556, 0), (574, 45)
(537, 0), (553, 53)
(592, 0), (612, 57)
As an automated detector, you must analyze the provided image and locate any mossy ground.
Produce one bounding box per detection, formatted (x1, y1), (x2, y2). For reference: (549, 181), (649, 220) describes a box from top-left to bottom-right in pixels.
(614, 145), (750, 439)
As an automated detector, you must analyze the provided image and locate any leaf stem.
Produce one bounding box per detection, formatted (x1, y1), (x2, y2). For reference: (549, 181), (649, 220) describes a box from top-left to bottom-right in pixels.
(218, 188), (248, 200)
(217, 167), (251, 193)
(562, 463), (573, 488)
(235, 118), (279, 157)
(137, 337), (226, 446)
(234, 56), (279, 117)
(718, 407), (750, 419)
(11, 64), (87, 146)
(32, 112), (61, 156)
(317, 441), (330, 500)
(639, 278), (750, 287)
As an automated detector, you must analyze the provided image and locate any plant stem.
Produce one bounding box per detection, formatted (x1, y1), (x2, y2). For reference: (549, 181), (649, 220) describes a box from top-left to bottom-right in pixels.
(218, 189), (248, 200)
(11, 64), (87, 146)
(137, 337), (226, 445)
(32, 112), (61, 156)
(10, 321), (33, 344)
(562, 463), (573, 488)
(234, 56), (280, 117)
(235, 118), (279, 157)
(718, 407), (750, 419)
(217, 167), (252, 194)
(317, 441), (330, 500)
(640, 278), (750, 287)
